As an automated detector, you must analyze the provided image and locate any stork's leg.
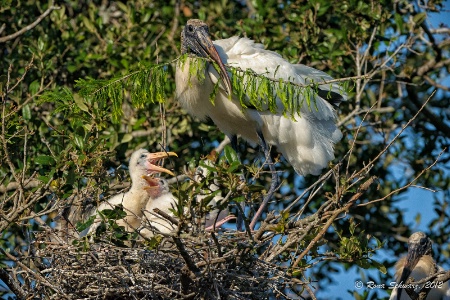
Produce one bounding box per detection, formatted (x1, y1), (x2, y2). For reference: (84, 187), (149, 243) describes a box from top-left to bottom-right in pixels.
(230, 135), (238, 153)
(249, 130), (280, 230)
(229, 134), (245, 231)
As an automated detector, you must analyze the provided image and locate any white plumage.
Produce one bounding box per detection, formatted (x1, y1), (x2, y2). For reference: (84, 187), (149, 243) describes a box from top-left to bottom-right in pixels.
(176, 19), (346, 176)
(140, 175), (235, 237)
(86, 149), (176, 235)
(390, 232), (450, 300)
(141, 178), (178, 237)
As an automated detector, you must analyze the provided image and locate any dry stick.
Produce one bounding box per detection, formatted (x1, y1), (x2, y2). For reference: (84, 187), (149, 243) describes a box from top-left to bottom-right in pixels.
(358, 148), (446, 206)
(152, 207), (179, 226)
(406, 84), (450, 135)
(5, 78), (52, 119)
(404, 270), (450, 300)
(0, 3), (60, 43)
(0, 268), (27, 300)
(304, 284), (318, 300)
(0, 249), (70, 299)
(292, 176), (376, 267)
(266, 220), (318, 263)
(424, 74), (450, 91)
(2, 64), (20, 184)
(284, 167), (334, 212)
(349, 90), (437, 183)
(345, 102), (379, 178)
(0, 180), (41, 194)
(172, 236), (200, 274)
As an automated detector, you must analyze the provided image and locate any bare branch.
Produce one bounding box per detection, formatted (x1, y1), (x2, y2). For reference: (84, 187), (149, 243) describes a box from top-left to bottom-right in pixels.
(0, 3), (60, 43)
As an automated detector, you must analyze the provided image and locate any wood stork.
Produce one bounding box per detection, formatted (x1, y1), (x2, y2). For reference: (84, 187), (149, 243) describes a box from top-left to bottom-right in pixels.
(176, 19), (346, 228)
(141, 178), (178, 236)
(140, 176), (235, 237)
(390, 232), (450, 300)
(86, 149), (177, 235)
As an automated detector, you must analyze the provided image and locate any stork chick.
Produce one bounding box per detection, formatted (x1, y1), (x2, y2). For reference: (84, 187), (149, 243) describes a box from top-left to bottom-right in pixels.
(140, 177), (235, 238)
(87, 149), (177, 235)
(390, 232), (450, 300)
(141, 178), (178, 237)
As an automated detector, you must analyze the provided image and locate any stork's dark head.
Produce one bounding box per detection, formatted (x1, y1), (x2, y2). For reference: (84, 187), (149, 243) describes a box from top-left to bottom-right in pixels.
(397, 232), (432, 299)
(181, 19), (232, 95)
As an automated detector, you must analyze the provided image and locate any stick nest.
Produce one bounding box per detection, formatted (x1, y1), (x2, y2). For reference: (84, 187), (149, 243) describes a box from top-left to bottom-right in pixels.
(32, 228), (293, 300)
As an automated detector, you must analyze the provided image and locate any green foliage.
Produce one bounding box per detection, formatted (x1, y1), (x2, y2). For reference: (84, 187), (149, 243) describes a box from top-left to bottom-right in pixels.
(337, 219), (386, 274)
(1, 0), (449, 299)
(75, 54), (351, 122)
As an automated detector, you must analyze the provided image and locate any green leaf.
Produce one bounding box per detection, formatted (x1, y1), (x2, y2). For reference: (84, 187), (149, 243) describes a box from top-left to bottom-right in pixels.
(35, 155), (55, 165)
(29, 80), (40, 95)
(38, 37), (45, 51)
(82, 16), (96, 33)
(76, 215), (95, 232)
(370, 259), (387, 274)
(413, 12), (426, 25)
(22, 104), (31, 120)
(121, 133), (133, 144)
(145, 236), (162, 249)
(74, 94), (89, 112)
(73, 135), (85, 150)
(227, 160), (241, 173)
(67, 65), (77, 73)
(356, 259), (370, 269)
(38, 175), (50, 183)
(100, 207), (127, 220)
(224, 145), (239, 164)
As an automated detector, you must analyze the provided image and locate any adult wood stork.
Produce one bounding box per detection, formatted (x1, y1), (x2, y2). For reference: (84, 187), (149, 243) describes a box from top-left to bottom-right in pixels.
(390, 232), (450, 300)
(86, 149), (177, 235)
(176, 19), (346, 228)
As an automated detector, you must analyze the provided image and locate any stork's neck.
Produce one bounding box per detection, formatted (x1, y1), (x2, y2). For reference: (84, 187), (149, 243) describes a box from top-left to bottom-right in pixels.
(175, 57), (216, 121)
(126, 178), (152, 209)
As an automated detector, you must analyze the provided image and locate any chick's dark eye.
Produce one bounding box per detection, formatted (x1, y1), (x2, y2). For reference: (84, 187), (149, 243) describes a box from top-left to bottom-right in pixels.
(187, 25), (194, 32)
(140, 154), (146, 159)
(420, 238), (427, 246)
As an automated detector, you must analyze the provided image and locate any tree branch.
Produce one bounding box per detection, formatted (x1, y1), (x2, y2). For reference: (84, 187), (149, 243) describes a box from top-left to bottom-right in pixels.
(0, 268), (27, 299)
(0, 3), (60, 43)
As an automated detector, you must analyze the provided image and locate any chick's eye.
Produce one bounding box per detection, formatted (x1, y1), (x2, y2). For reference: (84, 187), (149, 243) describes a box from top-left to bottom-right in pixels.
(420, 238), (427, 246)
(187, 25), (194, 32)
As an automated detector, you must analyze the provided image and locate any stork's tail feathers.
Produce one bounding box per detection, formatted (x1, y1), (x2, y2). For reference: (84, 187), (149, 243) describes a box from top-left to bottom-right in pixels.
(262, 114), (342, 176)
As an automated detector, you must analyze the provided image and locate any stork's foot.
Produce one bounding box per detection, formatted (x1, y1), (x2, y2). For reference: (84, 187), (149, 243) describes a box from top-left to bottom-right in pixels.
(205, 215), (237, 231)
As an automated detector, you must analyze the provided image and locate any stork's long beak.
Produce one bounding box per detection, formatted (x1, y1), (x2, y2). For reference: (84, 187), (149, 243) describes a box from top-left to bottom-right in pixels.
(147, 152), (178, 176)
(192, 28), (232, 95)
(397, 245), (422, 299)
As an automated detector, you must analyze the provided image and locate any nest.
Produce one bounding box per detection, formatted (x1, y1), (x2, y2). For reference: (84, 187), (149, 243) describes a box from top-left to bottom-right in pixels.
(32, 228), (293, 300)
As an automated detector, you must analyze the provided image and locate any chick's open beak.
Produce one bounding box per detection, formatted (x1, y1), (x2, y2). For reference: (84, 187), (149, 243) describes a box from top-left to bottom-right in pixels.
(146, 151), (178, 176)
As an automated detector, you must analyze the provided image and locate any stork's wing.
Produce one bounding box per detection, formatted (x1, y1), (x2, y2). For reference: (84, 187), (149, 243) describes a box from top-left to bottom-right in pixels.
(211, 37), (347, 121)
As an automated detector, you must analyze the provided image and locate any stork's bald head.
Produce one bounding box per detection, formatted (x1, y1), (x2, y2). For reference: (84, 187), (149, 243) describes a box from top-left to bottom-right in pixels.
(180, 19), (232, 95)
(408, 232), (432, 256)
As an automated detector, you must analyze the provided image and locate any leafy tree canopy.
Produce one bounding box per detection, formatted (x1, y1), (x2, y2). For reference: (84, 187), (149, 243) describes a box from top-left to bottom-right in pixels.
(0, 0), (449, 299)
